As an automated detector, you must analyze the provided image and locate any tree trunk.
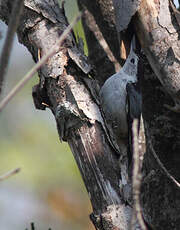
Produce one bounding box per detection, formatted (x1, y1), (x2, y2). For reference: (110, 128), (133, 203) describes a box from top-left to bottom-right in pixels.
(135, 1), (180, 228)
(0, 0), (179, 230)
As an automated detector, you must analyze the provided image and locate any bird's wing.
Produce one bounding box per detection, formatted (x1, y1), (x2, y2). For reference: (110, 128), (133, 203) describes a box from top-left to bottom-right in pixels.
(126, 82), (142, 166)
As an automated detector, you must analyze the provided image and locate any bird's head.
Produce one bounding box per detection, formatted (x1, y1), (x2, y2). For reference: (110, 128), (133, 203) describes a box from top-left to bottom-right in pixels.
(123, 36), (139, 78)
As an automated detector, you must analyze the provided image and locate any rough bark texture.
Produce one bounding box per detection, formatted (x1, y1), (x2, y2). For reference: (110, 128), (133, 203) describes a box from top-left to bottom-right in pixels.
(112, 0), (180, 229)
(134, 1), (180, 229)
(0, 0), (134, 230)
(135, 0), (180, 112)
(140, 54), (180, 229)
(77, 0), (121, 86)
(0, 0), (180, 230)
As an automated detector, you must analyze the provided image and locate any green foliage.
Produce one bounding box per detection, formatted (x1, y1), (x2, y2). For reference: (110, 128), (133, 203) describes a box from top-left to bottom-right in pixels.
(59, 0), (88, 55)
(0, 109), (83, 190)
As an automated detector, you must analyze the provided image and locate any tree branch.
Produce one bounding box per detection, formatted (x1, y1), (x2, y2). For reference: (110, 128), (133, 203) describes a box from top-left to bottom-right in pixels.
(0, 0), (24, 96)
(111, 0), (180, 229)
(0, 1), (134, 229)
(140, 53), (180, 229)
(77, 0), (121, 86)
(0, 168), (20, 181)
(135, 0), (180, 112)
(130, 119), (147, 230)
(0, 13), (81, 112)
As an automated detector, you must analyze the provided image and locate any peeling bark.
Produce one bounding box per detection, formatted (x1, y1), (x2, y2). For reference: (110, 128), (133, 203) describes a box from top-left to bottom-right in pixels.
(135, 0), (180, 112)
(0, 0), (134, 229)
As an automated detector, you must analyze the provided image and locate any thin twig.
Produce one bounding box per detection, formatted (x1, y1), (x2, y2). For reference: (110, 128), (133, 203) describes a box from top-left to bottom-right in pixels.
(0, 12), (82, 112)
(0, 0), (24, 96)
(149, 140), (180, 188)
(130, 119), (147, 230)
(0, 168), (21, 181)
(83, 10), (120, 72)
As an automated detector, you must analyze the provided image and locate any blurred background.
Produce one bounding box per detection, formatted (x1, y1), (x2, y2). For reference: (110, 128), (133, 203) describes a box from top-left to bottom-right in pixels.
(0, 1), (92, 230)
(0, 0), (179, 230)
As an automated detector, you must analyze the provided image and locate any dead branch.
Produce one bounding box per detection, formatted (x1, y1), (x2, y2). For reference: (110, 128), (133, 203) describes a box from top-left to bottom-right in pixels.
(0, 0), (24, 96)
(0, 168), (20, 181)
(0, 1), (133, 229)
(0, 13), (81, 112)
(135, 0), (180, 112)
(130, 119), (147, 230)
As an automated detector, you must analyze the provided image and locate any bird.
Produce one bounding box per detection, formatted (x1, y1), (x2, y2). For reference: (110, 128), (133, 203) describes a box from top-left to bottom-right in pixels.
(99, 36), (142, 185)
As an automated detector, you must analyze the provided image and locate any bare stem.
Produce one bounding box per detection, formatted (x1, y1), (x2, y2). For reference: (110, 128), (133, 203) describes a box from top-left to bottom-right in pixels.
(0, 12), (81, 112)
(0, 0), (24, 96)
(0, 168), (21, 181)
(130, 119), (147, 230)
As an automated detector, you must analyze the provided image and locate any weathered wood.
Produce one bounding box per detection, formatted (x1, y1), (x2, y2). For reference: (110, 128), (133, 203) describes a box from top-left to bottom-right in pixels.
(111, 0), (180, 229)
(135, 0), (180, 112)
(132, 1), (180, 228)
(77, 0), (121, 85)
(0, 0), (24, 96)
(0, 0), (135, 229)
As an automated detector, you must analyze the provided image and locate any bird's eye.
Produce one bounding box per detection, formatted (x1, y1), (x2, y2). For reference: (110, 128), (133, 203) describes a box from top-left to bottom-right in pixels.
(130, 58), (135, 64)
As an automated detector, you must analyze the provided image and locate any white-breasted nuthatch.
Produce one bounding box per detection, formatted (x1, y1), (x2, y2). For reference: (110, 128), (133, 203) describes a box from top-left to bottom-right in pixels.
(99, 36), (142, 185)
